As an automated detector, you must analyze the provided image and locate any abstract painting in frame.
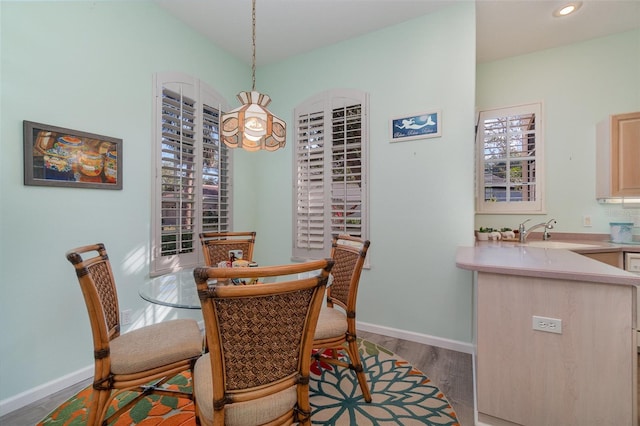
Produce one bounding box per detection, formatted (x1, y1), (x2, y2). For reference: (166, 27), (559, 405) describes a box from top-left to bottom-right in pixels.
(23, 120), (123, 190)
(390, 110), (442, 142)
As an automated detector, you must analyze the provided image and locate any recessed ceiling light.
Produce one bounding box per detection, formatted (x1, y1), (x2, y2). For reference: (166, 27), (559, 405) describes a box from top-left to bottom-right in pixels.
(553, 2), (582, 17)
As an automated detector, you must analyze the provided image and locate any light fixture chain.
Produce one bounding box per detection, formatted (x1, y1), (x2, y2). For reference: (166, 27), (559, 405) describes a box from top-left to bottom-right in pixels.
(252, 0), (256, 91)
(220, 0), (286, 151)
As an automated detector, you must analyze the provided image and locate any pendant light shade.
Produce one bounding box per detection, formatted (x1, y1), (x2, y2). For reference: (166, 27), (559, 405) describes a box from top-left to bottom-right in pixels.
(222, 91), (286, 151)
(221, 0), (286, 152)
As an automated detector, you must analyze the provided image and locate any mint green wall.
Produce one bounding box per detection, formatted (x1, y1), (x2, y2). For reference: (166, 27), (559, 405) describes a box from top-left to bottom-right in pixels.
(4, 2), (636, 407)
(252, 3), (477, 342)
(476, 29), (640, 234)
(0, 1), (477, 406)
(0, 1), (247, 402)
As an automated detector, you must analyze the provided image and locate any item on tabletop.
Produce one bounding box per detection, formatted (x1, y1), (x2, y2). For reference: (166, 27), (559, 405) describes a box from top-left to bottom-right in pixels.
(476, 227), (492, 241)
(500, 228), (516, 240)
(232, 259), (259, 284)
(229, 249), (243, 260)
(610, 222), (633, 244)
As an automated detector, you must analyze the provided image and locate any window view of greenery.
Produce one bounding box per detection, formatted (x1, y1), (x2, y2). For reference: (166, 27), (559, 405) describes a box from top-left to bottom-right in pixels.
(160, 88), (196, 257)
(160, 90), (228, 256)
(201, 103), (230, 234)
(331, 104), (363, 238)
(481, 112), (537, 203)
(293, 89), (368, 258)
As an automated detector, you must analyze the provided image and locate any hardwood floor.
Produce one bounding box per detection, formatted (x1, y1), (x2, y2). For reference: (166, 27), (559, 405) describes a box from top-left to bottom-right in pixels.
(1, 331), (475, 425)
(359, 331), (475, 426)
(13, 334), (637, 426)
(0, 377), (92, 425)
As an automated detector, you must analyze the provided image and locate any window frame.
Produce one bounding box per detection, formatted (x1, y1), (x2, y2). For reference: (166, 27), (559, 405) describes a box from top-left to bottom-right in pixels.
(151, 72), (232, 276)
(475, 102), (545, 215)
(292, 89), (370, 261)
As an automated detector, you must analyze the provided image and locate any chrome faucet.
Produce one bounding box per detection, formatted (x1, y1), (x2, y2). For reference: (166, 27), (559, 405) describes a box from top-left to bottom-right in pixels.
(519, 219), (557, 243)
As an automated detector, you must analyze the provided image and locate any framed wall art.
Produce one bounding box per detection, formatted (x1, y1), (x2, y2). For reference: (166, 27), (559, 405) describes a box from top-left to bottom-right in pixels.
(23, 120), (122, 190)
(390, 110), (442, 143)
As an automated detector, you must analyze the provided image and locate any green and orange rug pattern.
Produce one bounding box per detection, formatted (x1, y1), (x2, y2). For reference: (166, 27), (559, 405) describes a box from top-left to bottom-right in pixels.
(38, 339), (459, 425)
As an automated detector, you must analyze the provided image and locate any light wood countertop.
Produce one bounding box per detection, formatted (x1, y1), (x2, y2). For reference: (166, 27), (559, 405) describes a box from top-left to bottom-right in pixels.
(456, 243), (640, 286)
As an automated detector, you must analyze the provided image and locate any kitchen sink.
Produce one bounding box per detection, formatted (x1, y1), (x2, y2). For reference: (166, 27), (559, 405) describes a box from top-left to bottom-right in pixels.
(525, 241), (600, 250)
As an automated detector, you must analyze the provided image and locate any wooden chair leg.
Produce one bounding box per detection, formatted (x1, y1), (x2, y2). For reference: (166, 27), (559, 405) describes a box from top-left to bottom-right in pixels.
(191, 359), (200, 426)
(347, 339), (372, 403)
(88, 388), (111, 426)
(296, 385), (312, 426)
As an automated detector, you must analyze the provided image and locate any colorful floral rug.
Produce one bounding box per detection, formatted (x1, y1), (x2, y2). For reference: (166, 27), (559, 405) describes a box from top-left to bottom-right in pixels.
(38, 339), (459, 425)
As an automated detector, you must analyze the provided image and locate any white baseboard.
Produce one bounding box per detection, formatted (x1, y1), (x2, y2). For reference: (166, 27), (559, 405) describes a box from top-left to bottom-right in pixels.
(1, 321), (471, 417)
(0, 365), (93, 417)
(0, 321), (206, 417)
(357, 321), (474, 354)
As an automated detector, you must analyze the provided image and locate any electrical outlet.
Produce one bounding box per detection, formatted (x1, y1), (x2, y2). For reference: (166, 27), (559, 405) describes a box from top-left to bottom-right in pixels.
(582, 215), (592, 227)
(121, 309), (133, 325)
(532, 315), (562, 334)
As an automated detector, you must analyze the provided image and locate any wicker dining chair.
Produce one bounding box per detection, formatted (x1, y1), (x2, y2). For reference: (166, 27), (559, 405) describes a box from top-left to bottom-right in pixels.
(312, 234), (372, 402)
(192, 259), (334, 426)
(66, 243), (203, 426)
(199, 231), (256, 266)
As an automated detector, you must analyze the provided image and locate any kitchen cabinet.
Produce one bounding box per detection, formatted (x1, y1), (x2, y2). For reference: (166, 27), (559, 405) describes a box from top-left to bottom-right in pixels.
(457, 246), (639, 426)
(626, 252), (640, 273)
(581, 251), (623, 268)
(475, 272), (636, 426)
(596, 111), (640, 199)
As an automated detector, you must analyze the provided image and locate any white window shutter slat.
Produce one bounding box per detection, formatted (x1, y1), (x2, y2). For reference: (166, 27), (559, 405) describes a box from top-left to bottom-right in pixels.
(151, 73), (231, 275)
(293, 90), (368, 260)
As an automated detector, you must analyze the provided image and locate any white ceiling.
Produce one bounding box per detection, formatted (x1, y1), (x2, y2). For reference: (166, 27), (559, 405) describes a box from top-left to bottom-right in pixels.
(154, 0), (640, 66)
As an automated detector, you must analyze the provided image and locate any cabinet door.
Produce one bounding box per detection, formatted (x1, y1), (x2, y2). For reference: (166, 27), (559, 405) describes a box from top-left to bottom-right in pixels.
(581, 251), (623, 268)
(612, 112), (640, 196)
(476, 273), (636, 426)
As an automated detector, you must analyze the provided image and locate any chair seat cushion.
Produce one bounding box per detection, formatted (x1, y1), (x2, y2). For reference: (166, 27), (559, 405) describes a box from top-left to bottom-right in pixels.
(194, 353), (297, 426)
(313, 306), (348, 340)
(110, 319), (202, 375)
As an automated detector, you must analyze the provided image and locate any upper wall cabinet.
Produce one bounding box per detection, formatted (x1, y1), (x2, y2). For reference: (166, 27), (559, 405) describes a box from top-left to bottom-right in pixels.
(596, 112), (640, 199)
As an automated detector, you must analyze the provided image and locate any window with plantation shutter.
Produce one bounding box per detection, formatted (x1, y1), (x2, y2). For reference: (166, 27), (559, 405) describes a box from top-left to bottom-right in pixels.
(476, 102), (545, 214)
(293, 89), (369, 260)
(151, 72), (231, 275)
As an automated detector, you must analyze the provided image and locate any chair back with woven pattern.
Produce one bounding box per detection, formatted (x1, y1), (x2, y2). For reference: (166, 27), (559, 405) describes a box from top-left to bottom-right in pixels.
(193, 259), (333, 426)
(199, 231), (256, 266)
(326, 234), (370, 313)
(66, 243), (121, 349)
(66, 243), (203, 426)
(311, 234), (372, 403)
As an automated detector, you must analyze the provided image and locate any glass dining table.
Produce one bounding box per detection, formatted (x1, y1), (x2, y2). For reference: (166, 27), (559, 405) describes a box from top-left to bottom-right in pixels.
(138, 267), (308, 309)
(139, 268), (202, 309)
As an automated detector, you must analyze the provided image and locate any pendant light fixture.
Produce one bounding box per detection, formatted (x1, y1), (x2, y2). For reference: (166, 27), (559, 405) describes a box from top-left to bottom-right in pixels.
(221, 0), (286, 152)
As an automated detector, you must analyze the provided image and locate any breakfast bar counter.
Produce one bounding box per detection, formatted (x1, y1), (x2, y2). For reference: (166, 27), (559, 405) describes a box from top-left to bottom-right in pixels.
(456, 244), (639, 286)
(456, 243), (639, 426)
